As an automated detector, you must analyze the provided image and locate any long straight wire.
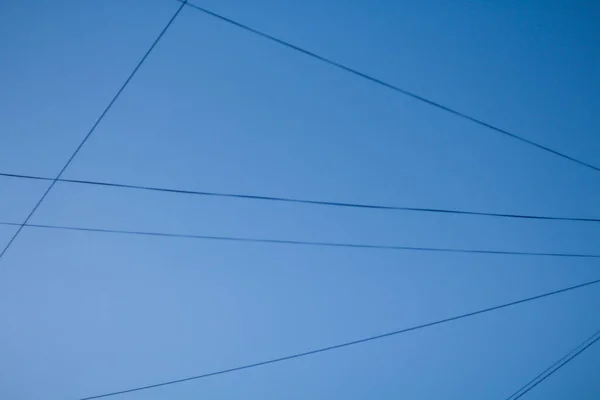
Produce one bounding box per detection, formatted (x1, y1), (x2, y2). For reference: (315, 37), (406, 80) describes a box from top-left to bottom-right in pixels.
(2, 172), (599, 224)
(181, 1), (600, 174)
(509, 329), (600, 400)
(78, 278), (600, 400)
(0, 1), (187, 264)
(1, 221), (599, 259)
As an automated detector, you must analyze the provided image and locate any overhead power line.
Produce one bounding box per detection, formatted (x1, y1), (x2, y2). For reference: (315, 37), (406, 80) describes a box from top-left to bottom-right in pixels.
(78, 278), (600, 399)
(1, 221), (599, 259)
(507, 328), (600, 400)
(181, 0), (600, 174)
(2, 172), (599, 224)
(0, 2), (187, 264)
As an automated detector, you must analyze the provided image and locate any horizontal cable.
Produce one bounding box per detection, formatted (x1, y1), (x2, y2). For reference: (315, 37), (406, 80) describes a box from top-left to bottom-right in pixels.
(1, 221), (598, 259)
(78, 278), (600, 399)
(2, 172), (599, 223)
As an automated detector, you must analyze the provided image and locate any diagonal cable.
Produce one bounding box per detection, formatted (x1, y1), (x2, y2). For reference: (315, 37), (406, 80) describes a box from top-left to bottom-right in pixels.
(77, 278), (600, 399)
(182, 0), (600, 174)
(0, 1), (188, 263)
(508, 329), (600, 399)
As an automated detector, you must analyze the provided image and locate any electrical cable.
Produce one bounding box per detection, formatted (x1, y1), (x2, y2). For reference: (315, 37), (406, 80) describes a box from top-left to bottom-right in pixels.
(181, 0), (600, 174)
(77, 278), (600, 399)
(0, 1), (187, 263)
(1, 221), (599, 259)
(509, 329), (600, 400)
(2, 172), (599, 224)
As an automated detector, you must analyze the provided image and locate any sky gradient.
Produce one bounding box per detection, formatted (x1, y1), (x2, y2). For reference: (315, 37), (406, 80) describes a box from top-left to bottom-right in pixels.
(1, 0), (599, 399)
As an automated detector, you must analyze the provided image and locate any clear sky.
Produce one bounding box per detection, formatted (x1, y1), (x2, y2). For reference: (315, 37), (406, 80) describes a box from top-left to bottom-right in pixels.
(1, 0), (599, 399)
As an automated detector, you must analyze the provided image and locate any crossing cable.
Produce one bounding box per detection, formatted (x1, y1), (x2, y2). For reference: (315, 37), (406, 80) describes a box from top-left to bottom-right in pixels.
(2, 172), (599, 224)
(1, 221), (599, 259)
(181, 0), (600, 174)
(0, 1), (188, 263)
(77, 278), (600, 399)
(506, 328), (600, 400)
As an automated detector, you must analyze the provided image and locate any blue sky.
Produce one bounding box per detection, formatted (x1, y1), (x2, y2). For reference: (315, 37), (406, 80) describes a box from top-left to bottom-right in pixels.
(1, 0), (599, 399)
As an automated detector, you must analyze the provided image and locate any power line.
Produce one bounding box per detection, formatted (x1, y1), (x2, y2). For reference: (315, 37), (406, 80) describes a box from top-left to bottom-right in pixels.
(505, 328), (600, 400)
(78, 278), (600, 399)
(181, 0), (600, 174)
(2, 172), (599, 224)
(0, 2), (188, 264)
(508, 329), (600, 400)
(2, 221), (599, 259)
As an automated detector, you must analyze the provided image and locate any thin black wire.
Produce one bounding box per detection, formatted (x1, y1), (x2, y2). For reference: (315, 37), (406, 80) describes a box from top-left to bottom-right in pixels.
(77, 278), (600, 399)
(505, 329), (600, 400)
(2, 172), (600, 224)
(181, 0), (600, 174)
(511, 330), (600, 400)
(0, 2), (187, 263)
(2, 221), (599, 259)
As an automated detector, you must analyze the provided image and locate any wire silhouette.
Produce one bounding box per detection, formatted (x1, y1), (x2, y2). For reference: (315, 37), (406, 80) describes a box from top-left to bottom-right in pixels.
(2, 4), (596, 398)
(1, 221), (599, 259)
(181, 1), (600, 174)
(0, 1), (188, 263)
(77, 278), (600, 399)
(2, 172), (599, 224)
(508, 329), (600, 400)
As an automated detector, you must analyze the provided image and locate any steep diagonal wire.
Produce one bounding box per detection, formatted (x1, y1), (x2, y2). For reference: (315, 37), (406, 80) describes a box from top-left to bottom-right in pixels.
(508, 329), (600, 400)
(182, 1), (600, 174)
(2, 172), (600, 223)
(0, 1), (188, 263)
(78, 278), (600, 399)
(1, 221), (599, 259)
